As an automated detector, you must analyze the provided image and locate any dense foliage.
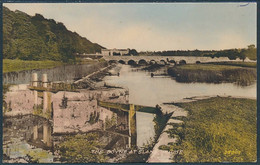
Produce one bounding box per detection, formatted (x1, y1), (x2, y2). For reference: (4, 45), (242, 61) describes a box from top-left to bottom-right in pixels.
(168, 97), (256, 162)
(3, 7), (104, 62)
(58, 133), (106, 163)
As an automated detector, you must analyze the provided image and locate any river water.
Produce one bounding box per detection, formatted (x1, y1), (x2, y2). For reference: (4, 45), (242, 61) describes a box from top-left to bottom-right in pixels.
(104, 64), (256, 148)
(104, 65), (256, 106)
(3, 64), (256, 163)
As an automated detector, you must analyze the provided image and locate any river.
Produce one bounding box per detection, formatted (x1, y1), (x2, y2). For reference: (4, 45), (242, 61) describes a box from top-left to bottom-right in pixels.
(3, 64), (256, 163)
(104, 65), (256, 106)
(104, 64), (256, 150)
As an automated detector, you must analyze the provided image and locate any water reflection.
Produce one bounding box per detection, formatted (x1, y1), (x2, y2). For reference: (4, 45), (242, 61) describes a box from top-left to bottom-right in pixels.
(136, 112), (156, 147)
(3, 115), (53, 163)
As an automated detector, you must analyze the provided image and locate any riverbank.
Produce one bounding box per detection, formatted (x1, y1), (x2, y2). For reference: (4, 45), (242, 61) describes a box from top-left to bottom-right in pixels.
(3, 59), (64, 73)
(167, 64), (256, 86)
(3, 60), (109, 85)
(3, 59), (105, 73)
(158, 97), (256, 162)
(2, 62), (118, 117)
(204, 61), (256, 68)
(147, 104), (187, 163)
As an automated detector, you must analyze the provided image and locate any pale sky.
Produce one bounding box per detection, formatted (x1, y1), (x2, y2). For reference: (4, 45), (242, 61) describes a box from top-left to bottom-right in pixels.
(4, 3), (257, 51)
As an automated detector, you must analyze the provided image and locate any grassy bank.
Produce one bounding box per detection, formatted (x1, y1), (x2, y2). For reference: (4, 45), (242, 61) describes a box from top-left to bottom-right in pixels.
(3, 59), (105, 73)
(168, 97), (257, 162)
(205, 61), (256, 68)
(167, 64), (256, 86)
(3, 59), (64, 73)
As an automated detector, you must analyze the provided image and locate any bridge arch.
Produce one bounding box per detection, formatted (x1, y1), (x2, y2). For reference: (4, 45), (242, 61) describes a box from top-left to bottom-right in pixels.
(196, 61), (201, 64)
(118, 60), (126, 64)
(128, 60), (137, 65)
(169, 59), (176, 64)
(149, 60), (157, 65)
(179, 60), (187, 65)
(159, 60), (166, 65)
(138, 59), (148, 65)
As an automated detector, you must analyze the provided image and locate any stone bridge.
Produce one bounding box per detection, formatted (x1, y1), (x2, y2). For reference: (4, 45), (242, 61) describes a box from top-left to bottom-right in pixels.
(102, 56), (245, 65)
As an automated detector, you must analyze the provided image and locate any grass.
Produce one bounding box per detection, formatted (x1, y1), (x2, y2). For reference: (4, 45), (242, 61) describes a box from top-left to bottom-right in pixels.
(167, 64), (256, 86)
(176, 64), (243, 71)
(3, 59), (105, 73)
(204, 62), (256, 68)
(168, 97), (256, 162)
(3, 59), (64, 73)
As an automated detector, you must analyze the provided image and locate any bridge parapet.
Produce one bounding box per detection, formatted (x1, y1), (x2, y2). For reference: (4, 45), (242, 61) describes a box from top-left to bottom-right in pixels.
(103, 55), (245, 64)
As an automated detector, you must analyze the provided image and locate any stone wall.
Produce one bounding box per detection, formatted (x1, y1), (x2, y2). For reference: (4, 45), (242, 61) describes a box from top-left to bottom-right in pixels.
(4, 83), (129, 134)
(4, 85), (42, 116)
(3, 62), (108, 85)
(52, 88), (129, 133)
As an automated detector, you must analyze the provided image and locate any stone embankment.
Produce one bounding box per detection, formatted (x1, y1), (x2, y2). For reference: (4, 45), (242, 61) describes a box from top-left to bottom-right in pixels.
(52, 88), (129, 134)
(147, 94), (256, 163)
(147, 104), (187, 163)
(3, 62), (131, 135)
(3, 62), (116, 117)
(3, 61), (108, 85)
(4, 84), (39, 117)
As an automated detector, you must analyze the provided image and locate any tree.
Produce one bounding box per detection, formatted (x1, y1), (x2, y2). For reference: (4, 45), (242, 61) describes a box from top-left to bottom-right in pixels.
(129, 49), (138, 56)
(248, 44), (255, 49)
(3, 6), (103, 62)
(239, 49), (247, 62)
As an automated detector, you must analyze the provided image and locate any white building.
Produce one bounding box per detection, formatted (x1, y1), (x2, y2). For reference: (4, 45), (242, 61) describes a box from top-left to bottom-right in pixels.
(101, 48), (130, 56)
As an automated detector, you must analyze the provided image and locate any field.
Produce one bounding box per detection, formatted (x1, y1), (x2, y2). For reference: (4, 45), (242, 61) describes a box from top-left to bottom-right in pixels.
(3, 59), (64, 73)
(3, 59), (103, 73)
(168, 97), (257, 162)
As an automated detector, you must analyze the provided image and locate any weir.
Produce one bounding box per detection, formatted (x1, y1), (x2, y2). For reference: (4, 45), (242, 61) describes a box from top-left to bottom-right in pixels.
(28, 73), (78, 116)
(97, 100), (159, 148)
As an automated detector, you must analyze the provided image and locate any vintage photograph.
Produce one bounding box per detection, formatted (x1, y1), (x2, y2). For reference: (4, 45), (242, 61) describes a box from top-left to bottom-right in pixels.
(2, 2), (257, 163)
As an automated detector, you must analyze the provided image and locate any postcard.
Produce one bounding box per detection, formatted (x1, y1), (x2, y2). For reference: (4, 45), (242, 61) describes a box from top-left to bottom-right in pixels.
(2, 2), (257, 163)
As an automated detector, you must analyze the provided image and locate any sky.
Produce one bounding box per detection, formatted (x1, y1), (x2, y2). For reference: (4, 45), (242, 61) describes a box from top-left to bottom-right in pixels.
(4, 3), (257, 51)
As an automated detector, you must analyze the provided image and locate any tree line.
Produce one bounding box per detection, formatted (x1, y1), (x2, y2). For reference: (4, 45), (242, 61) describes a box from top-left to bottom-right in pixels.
(3, 7), (104, 62)
(139, 45), (256, 61)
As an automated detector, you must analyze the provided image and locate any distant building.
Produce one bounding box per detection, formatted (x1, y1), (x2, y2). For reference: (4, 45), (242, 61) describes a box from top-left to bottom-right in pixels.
(101, 48), (130, 56)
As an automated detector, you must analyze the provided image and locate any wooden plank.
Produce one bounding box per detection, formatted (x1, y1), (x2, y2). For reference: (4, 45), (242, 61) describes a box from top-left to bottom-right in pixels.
(97, 100), (129, 112)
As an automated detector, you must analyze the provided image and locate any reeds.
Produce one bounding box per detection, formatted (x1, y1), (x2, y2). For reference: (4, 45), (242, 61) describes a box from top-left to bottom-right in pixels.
(167, 65), (256, 86)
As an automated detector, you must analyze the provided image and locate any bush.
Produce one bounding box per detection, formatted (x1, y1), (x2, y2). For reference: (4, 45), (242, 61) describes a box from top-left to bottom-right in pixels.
(58, 133), (106, 163)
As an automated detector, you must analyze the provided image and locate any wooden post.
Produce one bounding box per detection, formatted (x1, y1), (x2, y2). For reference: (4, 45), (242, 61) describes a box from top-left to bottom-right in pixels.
(129, 104), (137, 148)
(42, 74), (48, 112)
(32, 73), (38, 106)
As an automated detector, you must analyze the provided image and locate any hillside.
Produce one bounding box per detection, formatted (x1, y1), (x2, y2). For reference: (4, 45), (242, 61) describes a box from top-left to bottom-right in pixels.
(3, 7), (104, 62)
